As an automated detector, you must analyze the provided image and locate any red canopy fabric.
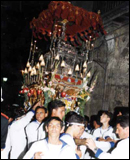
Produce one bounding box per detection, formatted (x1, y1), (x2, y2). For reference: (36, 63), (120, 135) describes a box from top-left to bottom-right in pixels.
(30, 1), (107, 45)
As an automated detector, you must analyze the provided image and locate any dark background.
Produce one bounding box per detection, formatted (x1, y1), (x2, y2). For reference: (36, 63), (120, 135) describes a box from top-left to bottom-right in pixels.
(1, 1), (94, 106)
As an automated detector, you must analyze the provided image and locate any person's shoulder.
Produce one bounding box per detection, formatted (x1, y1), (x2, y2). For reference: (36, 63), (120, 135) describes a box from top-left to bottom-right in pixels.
(109, 126), (114, 131)
(118, 138), (129, 145)
(27, 121), (39, 128)
(93, 127), (100, 133)
(60, 133), (73, 141)
(32, 139), (47, 147)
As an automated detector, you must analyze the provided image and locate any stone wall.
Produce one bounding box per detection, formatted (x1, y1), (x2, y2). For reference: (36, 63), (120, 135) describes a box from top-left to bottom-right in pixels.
(84, 24), (129, 117)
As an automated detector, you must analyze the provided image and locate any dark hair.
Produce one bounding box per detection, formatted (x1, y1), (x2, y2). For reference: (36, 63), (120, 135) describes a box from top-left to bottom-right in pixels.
(45, 116), (63, 129)
(93, 115), (101, 125)
(102, 111), (113, 120)
(13, 107), (25, 119)
(114, 107), (129, 116)
(47, 100), (65, 118)
(32, 106), (47, 122)
(112, 107), (129, 127)
(84, 115), (89, 123)
(116, 116), (129, 128)
(65, 111), (85, 126)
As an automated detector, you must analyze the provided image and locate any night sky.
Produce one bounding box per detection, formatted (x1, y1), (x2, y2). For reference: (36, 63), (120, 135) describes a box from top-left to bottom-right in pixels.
(1, 1), (93, 106)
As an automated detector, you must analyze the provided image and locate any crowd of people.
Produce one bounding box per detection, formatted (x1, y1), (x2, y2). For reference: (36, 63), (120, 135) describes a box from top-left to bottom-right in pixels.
(1, 93), (129, 159)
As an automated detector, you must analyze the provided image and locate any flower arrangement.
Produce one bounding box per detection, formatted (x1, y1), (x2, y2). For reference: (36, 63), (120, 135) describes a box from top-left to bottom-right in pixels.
(20, 62), (98, 116)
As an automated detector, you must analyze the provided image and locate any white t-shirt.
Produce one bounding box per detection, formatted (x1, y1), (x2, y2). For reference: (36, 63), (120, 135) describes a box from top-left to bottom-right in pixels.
(47, 143), (62, 159)
(23, 139), (78, 159)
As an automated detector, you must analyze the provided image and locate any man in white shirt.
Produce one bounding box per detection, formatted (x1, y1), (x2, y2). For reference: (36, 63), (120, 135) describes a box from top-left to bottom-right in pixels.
(8, 101), (41, 159)
(93, 111), (117, 142)
(60, 111), (85, 159)
(25, 106), (47, 149)
(86, 116), (129, 159)
(23, 117), (78, 159)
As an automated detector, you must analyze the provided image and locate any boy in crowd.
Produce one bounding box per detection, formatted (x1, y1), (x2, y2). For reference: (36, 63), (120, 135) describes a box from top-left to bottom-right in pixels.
(25, 106), (47, 149)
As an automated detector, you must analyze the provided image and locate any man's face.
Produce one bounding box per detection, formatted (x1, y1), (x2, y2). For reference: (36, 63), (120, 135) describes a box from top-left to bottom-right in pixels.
(52, 106), (65, 120)
(100, 113), (110, 124)
(116, 123), (129, 139)
(46, 119), (62, 137)
(36, 108), (46, 123)
(74, 125), (85, 138)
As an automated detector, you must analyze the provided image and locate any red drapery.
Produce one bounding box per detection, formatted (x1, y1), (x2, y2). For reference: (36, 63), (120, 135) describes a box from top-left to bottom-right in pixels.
(30, 1), (107, 45)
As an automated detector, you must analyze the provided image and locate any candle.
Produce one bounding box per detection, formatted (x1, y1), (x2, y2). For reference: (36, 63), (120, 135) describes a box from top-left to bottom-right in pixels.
(24, 68), (28, 74)
(68, 68), (72, 76)
(87, 72), (91, 78)
(39, 55), (44, 61)
(75, 64), (80, 71)
(55, 54), (60, 61)
(33, 67), (37, 75)
(83, 61), (87, 68)
(40, 59), (45, 67)
(61, 60), (65, 68)
(26, 61), (30, 68)
(36, 62), (40, 69)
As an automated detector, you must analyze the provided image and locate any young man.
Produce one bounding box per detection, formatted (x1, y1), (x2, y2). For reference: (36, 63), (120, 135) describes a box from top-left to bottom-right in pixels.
(47, 99), (66, 120)
(60, 111), (85, 159)
(93, 111), (117, 141)
(7, 101), (41, 159)
(23, 117), (78, 159)
(25, 106), (47, 149)
(86, 116), (129, 159)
